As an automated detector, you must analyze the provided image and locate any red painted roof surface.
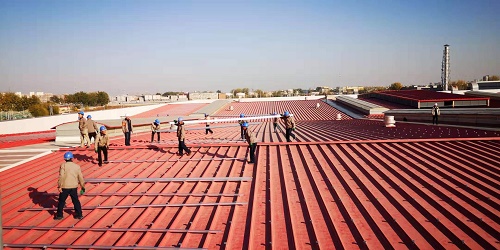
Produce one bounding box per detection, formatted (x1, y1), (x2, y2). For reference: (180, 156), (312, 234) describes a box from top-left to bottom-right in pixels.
(215, 100), (351, 121)
(132, 103), (208, 118)
(375, 90), (489, 102)
(1, 101), (500, 249)
(0, 130), (55, 149)
(359, 97), (414, 109)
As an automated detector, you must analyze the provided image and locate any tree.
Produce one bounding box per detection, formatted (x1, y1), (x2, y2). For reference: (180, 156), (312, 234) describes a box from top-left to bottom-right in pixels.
(389, 82), (403, 90)
(489, 75), (500, 81)
(254, 89), (265, 98)
(50, 95), (62, 103)
(29, 104), (49, 117)
(216, 90), (222, 93)
(450, 80), (468, 90)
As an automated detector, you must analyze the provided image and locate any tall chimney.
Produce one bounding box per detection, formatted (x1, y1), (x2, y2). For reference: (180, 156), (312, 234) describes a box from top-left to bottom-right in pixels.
(441, 44), (450, 91)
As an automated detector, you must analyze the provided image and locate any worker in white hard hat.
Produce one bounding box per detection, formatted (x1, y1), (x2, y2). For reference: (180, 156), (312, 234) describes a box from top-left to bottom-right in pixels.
(431, 103), (440, 125)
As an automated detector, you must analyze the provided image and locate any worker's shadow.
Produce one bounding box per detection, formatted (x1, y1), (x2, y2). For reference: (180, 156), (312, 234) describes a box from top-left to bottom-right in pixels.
(27, 187), (58, 215)
(73, 153), (94, 162)
(146, 145), (167, 153)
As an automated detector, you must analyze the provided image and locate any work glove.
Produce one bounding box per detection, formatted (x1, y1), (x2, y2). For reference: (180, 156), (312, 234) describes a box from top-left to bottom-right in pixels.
(80, 187), (85, 195)
(292, 127), (296, 131)
(95, 148), (98, 153)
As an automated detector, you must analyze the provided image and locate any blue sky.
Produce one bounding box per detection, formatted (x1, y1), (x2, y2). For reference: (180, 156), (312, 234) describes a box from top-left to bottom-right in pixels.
(1, 0), (499, 95)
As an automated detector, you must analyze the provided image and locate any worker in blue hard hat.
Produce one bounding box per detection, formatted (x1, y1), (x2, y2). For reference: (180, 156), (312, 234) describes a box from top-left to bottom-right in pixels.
(55, 151), (85, 220)
(238, 113), (245, 140)
(176, 117), (191, 156)
(86, 115), (99, 144)
(151, 119), (161, 143)
(205, 114), (213, 135)
(280, 111), (296, 142)
(94, 126), (109, 166)
(121, 114), (133, 146)
(78, 111), (90, 148)
(242, 122), (257, 164)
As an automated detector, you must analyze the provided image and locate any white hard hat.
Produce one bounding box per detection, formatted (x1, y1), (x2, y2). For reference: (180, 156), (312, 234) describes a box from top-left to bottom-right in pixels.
(434, 103), (438, 106)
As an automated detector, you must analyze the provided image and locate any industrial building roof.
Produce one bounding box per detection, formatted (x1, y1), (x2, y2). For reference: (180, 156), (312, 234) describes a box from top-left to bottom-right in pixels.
(1, 99), (499, 249)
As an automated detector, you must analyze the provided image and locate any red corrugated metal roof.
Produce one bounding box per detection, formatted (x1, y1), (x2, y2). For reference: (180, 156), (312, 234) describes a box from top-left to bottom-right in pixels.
(1, 101), (499, 249)
(376, 90), (490, 102)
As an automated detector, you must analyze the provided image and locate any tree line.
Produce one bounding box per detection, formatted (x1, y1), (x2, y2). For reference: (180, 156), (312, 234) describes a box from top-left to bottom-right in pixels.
(63, 91), (110, 106)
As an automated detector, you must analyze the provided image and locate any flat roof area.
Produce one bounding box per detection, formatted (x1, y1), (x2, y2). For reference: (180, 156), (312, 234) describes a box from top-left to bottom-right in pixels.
(1, 99), (499, 249)
(376, 90), (489, 102)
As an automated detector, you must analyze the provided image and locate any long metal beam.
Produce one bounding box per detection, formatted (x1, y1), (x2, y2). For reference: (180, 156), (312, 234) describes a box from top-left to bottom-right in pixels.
(41, 192), (242, 197)
(2, 226), (220, 234)
(107, 157), (245, 163)
(157, 122), (260, 133)
(2, 244), (205, 250)
(19, 202), (248, 211)
(167, 114), (289, 125)
(84, 177), (252, 183)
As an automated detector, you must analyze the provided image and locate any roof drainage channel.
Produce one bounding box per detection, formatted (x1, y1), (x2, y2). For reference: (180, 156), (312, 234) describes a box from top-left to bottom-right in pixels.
(85, 177), (252, 183)
(3, 244), (205, 250)
(20, 202), (248, 211)
(3, 226), (220, 234)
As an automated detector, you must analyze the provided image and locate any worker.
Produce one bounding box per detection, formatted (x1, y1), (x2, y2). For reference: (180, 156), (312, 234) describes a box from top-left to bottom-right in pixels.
(176, 117), (191, 156)
(151, 119), (161, 143)
(205, 114), (214, 135)
(242, 122), (257, 164)
(54, 151), (85, 220)
(431, 103), (440, 125)
(86, 115), (99, 144)
(272, 112), (279, 133)
(94, 126), (109, 166)
(238, 113), (245, 140)
(78, 111), (90, 148)
(121, 114), (133, 146)
(280, 111), (296, 142)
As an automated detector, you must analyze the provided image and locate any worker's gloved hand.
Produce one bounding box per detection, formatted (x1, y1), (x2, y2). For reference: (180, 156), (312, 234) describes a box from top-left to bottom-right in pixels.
(293, 127), (296, 131)
(80, 188), (85, 195)
(94, 148), (98, 153)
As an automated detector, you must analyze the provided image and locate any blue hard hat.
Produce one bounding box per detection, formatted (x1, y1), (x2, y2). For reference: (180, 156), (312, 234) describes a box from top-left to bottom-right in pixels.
(205, 113), (208, 117)
(178, 117), (183, 122)
(64, 151), (73, 160)
(100, 126), (106, 131)
(273, 112), (277, 115)
(78, 111), (84, 115)
(284, 111), (290, 116)
(87, 115), (92, 119)
(240, 113), (245, 118)
(155, 119), (160, 124)
(242, 122), (249, 127)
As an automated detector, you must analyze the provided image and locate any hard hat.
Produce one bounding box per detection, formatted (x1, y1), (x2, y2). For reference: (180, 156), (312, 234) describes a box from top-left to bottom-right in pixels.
(242, 122), (249, 127)
(155, 119), (160, 124)
(100, 126), (107, 131)
(64, 151), (74, 160)
(284, 111), (290, 116)
(205, 113), (208, 117)
(178, 117), (183, 122)
(240, 113), (245, 118)
(434, 103), (438, 106)
(87, 115), (92, 119)
(78, 111), (84, 115)
(273, 112), (277, 115)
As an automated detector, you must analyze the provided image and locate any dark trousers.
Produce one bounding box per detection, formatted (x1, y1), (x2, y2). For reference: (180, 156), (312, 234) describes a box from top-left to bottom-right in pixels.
(285, 128), (296, 142)
(240, 126), (245, 139)
(249, 143), (257, 163)
(88, 132), (97, 142)
(56, 188), (82, 217)
(205, 125), (213, 135)
(273, 123), (278, 132)
(124, 132), (131, 146)
(151, 132), (160, 142)
(432, 115), (439, 125)
(178, 139), (191, 155)
(97, 146), (108, 165)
